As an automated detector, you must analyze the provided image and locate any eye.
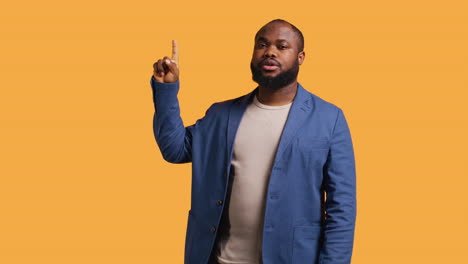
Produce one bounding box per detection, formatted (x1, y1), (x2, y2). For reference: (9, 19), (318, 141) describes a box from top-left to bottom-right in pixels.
(279, 45), (287, 50)
(258, 43), (267, 48)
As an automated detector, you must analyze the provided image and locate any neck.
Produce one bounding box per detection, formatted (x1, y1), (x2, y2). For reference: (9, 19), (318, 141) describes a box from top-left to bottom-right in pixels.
(256, 81), (298, 106)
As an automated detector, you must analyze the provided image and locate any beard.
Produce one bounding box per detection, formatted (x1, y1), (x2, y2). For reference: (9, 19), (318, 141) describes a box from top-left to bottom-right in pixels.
(250, 59), (299, 90)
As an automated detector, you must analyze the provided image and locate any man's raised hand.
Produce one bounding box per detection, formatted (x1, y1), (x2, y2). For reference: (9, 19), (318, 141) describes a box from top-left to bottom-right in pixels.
(153, 40), (179, 83)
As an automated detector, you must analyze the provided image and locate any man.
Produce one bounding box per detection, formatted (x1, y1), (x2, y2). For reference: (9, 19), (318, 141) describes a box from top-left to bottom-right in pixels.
(150, 19), (356, 264)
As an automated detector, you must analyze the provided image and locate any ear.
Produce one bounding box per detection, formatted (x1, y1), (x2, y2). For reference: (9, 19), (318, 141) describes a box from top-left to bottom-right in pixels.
(298, 51), (305, 65)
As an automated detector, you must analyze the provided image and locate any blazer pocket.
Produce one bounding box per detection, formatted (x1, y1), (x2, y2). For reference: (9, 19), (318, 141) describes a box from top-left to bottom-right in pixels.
(295, 138), (330, 168)
(299, 137), (330, 150)
(291, 225), (322, 264)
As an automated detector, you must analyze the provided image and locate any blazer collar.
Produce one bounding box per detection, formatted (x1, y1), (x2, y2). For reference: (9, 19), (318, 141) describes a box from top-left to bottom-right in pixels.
(226, 82), (313, 169)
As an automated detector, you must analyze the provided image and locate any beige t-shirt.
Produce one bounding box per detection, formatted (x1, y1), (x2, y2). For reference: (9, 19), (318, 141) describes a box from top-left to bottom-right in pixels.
(214, 94), (292, 264)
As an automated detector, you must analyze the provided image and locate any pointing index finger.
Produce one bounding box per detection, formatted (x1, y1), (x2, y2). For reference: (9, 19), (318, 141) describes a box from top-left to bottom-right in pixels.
(171, 40), (178, 64)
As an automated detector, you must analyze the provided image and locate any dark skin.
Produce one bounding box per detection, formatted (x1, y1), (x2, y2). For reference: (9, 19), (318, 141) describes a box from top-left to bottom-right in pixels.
(152, 22), (305, 106)
(251, 22), (305, 106)
(153, 40), (179, 83)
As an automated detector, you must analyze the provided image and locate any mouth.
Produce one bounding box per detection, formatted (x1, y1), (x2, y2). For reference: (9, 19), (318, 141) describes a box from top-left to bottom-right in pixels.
(260, 59), (280, 71)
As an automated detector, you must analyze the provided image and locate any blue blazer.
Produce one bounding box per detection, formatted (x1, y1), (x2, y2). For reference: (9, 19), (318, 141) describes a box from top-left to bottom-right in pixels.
(150, 77), (357, 264)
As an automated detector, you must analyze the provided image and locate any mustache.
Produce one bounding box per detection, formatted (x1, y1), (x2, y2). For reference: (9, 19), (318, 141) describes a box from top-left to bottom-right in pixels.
(259, 58), (281, 67)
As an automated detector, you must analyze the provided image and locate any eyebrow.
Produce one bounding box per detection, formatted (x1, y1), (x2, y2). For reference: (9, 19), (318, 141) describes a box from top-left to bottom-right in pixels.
(256, 37), (289, 43)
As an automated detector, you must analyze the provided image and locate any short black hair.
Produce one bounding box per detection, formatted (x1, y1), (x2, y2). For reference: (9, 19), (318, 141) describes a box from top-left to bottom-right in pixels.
(254, 19), (304, 52)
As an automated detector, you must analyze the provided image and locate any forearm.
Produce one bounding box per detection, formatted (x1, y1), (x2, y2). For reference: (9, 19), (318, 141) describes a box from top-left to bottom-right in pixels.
(319, 108), (357, 264)
(319, 184), (356, 264)
(150, 77), (192, 163)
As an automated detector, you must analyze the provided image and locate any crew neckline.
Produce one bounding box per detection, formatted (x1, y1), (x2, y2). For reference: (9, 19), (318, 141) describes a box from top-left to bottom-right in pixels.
(253, 95), (293, 110)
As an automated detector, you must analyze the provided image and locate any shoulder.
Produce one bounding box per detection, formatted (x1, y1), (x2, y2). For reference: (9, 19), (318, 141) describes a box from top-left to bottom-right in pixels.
(299, 84), (351, 136)
(204, 91), (253, 115)
(299, 84), (343, 117)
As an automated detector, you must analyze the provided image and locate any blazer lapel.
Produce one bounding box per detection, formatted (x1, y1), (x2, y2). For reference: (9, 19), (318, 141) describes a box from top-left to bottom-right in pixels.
(225, 83), (312, 169)
(226, 88), (257, 169)
(272, 83), (312, 166)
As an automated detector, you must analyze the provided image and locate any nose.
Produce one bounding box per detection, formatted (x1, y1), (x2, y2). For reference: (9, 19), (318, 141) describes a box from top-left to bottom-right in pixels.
(263, 45), (277, 58)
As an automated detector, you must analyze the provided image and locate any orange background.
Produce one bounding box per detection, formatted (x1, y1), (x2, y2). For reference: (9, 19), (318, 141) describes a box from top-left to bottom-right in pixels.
(1, 0), (467, 263)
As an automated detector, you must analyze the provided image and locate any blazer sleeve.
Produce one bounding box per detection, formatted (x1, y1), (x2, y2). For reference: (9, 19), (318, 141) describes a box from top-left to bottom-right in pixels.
(319, 108), (357, 264)
(150, 76), (212, 164)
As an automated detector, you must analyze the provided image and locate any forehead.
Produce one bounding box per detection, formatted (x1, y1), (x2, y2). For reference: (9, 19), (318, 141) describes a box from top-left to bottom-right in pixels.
(255, 22), (299, 43)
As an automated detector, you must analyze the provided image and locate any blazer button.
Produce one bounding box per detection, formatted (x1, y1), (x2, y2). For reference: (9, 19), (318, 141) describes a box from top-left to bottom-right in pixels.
(210, 226), (216, 233)
(217, 200), (223, 206)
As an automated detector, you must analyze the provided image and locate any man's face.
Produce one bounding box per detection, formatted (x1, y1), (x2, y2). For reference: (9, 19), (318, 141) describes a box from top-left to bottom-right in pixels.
(250, 22), (305, 89)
